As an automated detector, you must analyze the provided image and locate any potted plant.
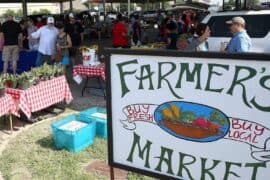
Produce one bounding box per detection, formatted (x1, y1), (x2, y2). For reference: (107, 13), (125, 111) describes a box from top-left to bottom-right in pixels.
(2, 74), (11, 88)
(9, 74), (18, 88)
(56, 64), (64, 77)
(18, 72), (31, 90)
(0, 77), (5, 97)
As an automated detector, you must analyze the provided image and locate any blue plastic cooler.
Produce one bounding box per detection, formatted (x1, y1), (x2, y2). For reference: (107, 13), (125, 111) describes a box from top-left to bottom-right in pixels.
(80, 107), (107, 138)
(51, 114), (96, 152)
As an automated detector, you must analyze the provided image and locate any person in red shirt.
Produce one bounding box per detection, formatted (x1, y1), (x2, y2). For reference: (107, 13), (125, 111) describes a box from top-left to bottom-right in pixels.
(112, 14), (128, 48)
(36, 17), (45, 29)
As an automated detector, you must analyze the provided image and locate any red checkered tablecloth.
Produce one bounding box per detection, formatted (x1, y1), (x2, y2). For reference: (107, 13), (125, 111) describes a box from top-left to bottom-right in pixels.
(6, 76), (73, 118)
(73, 64), (106, 80)
(0, 94), (19, 117)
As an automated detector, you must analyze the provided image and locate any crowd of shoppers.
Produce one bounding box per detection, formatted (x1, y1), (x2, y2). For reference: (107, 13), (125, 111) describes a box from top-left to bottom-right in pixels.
(0, 13), (84, 74)
(110, 10), (251, 53)
(0, 10), (252, 74)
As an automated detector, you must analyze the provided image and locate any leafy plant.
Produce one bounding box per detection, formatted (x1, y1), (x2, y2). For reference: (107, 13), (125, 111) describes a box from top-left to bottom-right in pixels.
(0, 77), (5, 89)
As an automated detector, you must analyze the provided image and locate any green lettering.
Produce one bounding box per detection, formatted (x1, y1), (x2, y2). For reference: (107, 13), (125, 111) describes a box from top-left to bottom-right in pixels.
(176, 63), (202, 89)
(250, 75), (270, 112)
(155, 146), (174, 175)
(200, 158), (220, 180)
(135, 64), (155, 90)
(205, 64), (229, 93)
(227, 66), (257, 108)
(117, 59), (138, 97)
(158, 62), (182, 99)
(245, 162), (266, 180)
(127, 132), (152, 168)
(177, 152), (195, 180)
(223, 162), (242, 180)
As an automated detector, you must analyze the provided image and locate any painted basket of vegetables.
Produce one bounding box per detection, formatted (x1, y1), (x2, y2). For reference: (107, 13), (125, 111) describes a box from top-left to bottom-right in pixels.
(154, 101), (230, 142)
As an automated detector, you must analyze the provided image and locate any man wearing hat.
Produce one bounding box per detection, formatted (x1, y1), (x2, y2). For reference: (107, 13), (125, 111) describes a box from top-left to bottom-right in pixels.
(226, 16), (251, 53)
(31, 17), (59, 66)
(65, 13), (84, 65)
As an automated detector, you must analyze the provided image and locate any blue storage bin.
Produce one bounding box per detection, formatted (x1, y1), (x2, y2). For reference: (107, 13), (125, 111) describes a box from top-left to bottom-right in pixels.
(80, 107), (107, 138)
(51, 114), (96, 152)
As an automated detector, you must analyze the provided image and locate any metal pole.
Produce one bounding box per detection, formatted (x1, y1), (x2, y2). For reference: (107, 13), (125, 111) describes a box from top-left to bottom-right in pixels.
(103, 0), (106, 15)
(162, 0), (165, 10)
(60, 1), (64, 14)
(128, 0), (131, 16)
(22, 0), (27, 18)
(9, 115), (13, 133)
(69, 0), (73, 12)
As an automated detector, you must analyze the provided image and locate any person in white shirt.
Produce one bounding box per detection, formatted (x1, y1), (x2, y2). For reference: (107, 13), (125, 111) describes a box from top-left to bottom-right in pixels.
(31, 17), (59, 66)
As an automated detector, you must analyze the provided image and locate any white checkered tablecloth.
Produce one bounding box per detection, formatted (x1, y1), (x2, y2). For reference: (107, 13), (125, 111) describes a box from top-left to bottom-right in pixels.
(73, 64), (106, 80)
(0, 94), (19, 117)
(6, 76), (73, 118)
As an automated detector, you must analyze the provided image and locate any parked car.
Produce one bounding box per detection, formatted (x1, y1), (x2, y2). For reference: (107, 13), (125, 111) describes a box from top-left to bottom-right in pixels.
(143, 10), (167, 22)
(202, 10), (270, 53)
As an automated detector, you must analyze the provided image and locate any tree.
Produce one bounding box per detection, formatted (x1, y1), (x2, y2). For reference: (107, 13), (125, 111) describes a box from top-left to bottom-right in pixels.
(3, 9), (16, 17)
(16, 9), (23, 17)
(32, 9), (51, 15)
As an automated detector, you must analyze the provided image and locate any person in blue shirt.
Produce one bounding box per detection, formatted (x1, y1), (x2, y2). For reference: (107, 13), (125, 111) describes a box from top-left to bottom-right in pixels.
(226, 16), (251, 53)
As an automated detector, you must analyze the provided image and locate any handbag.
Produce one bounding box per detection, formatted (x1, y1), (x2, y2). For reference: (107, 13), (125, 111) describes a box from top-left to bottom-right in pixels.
(55, 48), (62, 62)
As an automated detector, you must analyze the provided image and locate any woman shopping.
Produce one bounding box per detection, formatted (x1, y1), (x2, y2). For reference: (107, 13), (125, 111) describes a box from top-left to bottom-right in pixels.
(56, 23), (72, 75)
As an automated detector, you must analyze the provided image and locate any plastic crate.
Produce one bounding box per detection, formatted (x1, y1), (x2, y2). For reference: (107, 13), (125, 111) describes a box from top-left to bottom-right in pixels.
(51, 114), (96, 152)
(80, 107), (107, 138)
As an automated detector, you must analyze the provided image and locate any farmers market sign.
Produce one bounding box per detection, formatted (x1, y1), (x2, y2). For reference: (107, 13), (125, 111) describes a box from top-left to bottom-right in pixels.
(107, 50), (270, 180)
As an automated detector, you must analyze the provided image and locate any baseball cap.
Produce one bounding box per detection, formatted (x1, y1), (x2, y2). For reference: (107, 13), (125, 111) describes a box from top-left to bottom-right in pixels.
(69, 13), (75, 18)
(47, 17), (55, 24)
(226, 16), (245, 26)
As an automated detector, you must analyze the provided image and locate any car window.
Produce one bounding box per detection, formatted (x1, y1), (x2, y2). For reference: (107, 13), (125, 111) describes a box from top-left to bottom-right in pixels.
(207, 15), (270, 38)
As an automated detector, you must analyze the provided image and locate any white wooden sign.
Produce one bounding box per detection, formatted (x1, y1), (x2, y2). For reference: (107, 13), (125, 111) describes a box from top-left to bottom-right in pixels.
(107, 51), (270, 180)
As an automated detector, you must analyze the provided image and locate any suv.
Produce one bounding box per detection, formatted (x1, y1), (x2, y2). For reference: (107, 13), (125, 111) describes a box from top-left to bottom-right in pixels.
(201, 10), (270, 53)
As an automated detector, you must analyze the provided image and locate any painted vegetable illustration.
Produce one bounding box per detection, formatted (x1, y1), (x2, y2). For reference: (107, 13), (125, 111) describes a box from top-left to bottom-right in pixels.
(154, 102), (229, 142)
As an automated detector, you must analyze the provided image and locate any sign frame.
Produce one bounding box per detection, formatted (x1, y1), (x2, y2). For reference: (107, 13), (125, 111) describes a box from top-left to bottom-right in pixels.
(105, 49), (270, 180)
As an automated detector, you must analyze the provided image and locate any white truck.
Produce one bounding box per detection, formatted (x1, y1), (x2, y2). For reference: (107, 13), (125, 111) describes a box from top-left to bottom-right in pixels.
(201, 10), (270, 53)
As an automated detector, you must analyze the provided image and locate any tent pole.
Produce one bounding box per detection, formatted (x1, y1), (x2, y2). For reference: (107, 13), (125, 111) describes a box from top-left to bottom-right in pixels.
(60, 1), (64, 14)
(162, 0), (165, 10)
(128, 0), (131, 17)
(69, 0), (73, 12)
(22, 0), (27, 18)
(103, 0), (106, 14)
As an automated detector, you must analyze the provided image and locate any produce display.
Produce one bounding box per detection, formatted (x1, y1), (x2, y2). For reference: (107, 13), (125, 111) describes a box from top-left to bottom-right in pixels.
(131, 42), (166, 50)
(0, 63), (64, 95)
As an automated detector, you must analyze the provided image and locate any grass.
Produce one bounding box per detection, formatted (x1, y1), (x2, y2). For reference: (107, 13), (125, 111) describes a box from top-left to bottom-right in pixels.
(0, 115), (155, 180)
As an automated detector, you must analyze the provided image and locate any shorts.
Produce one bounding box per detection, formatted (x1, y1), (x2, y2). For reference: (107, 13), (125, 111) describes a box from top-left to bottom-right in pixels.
(2, 45), (19, 62)
(61, 55), (70, 65)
